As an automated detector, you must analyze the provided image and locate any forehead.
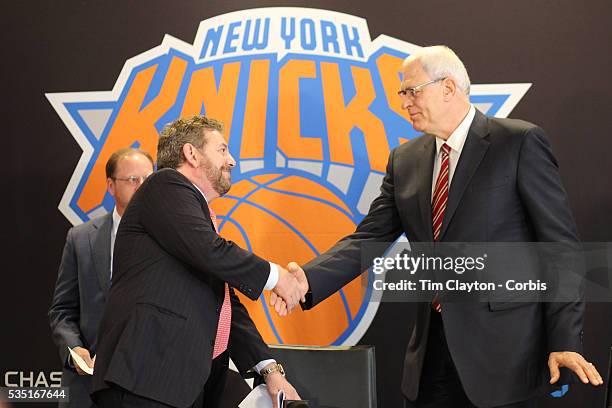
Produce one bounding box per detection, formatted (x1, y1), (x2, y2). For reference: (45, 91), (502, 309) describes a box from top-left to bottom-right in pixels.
(402, 60), (428, 85)
(115, 153), (152, 173)
(204, 129), (227, 147)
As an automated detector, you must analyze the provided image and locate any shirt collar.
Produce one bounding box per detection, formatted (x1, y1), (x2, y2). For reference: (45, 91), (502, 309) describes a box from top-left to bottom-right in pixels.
(191, 182), (209, 204)
(167, 168), (210, 203)
(112, 207), (121, 234)
(435, 104), (476, 154)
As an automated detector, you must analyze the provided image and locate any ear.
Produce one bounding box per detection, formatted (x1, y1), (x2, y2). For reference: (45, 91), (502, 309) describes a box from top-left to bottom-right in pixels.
(107, 177), (116, 198)
(442, 77), (457, 101)
(182, 143), (199, 167)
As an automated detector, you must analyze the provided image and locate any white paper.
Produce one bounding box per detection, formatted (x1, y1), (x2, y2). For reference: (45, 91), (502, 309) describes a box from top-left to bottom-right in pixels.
(239, 384), (284, 408)
(278, 389), (285, 407)
(67, 347), (94, 375)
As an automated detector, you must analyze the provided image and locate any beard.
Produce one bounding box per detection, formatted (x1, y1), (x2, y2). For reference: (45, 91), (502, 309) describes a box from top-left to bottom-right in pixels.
(203, 158), (232, 196)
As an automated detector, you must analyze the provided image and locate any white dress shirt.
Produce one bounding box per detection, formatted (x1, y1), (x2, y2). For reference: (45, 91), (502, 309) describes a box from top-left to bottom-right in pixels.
(431, 104), (476, 195)
(109, 207), (121, 280)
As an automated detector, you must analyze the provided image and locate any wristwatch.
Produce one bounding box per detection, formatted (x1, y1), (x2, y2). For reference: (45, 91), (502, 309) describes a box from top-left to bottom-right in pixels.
(260, 363), (285, 378)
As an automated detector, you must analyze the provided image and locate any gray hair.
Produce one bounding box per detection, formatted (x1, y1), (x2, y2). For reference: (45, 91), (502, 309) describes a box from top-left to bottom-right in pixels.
(157, 115), (224, 170)
(404, 45), (471, 95)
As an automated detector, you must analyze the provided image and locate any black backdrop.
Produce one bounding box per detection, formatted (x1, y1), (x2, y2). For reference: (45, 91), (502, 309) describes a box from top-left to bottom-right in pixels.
(3, 1), (611, 407)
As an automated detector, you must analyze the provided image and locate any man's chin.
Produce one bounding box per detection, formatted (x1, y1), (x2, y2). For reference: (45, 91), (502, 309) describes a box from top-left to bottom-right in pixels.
(216, 182), (232, 196)
(411, 120), (425, 132)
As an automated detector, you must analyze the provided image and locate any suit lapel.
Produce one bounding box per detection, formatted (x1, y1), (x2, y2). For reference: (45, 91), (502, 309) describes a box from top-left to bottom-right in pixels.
(90, 213), (113, 297)
(439, 110), (490, 240)
(417, 136), (436, 242)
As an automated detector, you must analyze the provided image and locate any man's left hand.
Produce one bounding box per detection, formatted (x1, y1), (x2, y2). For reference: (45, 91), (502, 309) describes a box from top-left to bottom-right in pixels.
(264, 371), (301, 408)
(548, 351), (603, 385)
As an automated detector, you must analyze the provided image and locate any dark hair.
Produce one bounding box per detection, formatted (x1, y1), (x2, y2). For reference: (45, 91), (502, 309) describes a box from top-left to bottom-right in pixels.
(105, 148), (154, 178)
(157, 116), (224, 170)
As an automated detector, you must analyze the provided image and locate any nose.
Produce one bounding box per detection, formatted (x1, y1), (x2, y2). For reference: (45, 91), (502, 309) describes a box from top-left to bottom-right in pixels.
(401, 94), (413, 110)
(227, 153), (236, 168)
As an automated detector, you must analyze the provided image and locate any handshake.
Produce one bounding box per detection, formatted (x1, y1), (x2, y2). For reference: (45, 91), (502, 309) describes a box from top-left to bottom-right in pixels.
(270, 262), (309, 316)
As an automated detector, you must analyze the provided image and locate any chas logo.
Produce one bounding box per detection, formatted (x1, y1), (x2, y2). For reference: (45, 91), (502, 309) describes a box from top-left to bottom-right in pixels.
(46, 8), (530, 346)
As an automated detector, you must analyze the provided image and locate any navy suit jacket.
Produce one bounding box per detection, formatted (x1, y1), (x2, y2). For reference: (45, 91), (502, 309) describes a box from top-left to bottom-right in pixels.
(303, 110), (584, 407)
(91, 169), (272, 408)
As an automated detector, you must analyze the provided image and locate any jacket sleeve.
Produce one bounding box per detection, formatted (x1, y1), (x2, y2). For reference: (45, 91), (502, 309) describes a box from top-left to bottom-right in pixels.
(303, 148), (405, 307)
(138, 172), (271, 300)
(48, 227), (83, 367)
(517, 126), (584, 353)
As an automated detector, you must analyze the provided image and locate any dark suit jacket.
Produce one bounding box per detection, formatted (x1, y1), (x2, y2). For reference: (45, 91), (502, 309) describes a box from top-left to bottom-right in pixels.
(91, 168), (272, 408)
(49, 212), (113, 408)
(303, 110), (584, 407)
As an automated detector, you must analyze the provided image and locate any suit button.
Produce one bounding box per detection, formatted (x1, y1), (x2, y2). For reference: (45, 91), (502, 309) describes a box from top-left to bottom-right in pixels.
(215, 306), (220, 313)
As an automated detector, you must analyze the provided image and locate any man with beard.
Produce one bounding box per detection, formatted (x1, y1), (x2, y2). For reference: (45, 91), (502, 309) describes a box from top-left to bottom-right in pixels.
(91, 116), (304, 408)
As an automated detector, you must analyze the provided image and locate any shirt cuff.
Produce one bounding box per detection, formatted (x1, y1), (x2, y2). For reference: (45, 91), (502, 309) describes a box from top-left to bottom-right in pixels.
(263, 263), (279, 290)
(254, 359), (277, 375)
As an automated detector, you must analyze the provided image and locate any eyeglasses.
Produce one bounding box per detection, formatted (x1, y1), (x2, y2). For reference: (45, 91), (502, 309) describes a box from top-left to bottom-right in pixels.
(112, 175), (150, 185)
(398, 77), (446, 98)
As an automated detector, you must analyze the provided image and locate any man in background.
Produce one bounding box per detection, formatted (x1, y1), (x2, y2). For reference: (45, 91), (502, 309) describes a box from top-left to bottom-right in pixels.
(49, 148), (154, 407)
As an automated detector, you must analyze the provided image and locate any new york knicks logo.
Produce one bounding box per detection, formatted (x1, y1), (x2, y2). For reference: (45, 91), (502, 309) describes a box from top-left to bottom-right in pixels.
(46, 8), (530, 346)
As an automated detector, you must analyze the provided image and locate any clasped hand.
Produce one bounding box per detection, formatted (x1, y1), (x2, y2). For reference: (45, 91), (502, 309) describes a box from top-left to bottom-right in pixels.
(270, 262), (308, 316)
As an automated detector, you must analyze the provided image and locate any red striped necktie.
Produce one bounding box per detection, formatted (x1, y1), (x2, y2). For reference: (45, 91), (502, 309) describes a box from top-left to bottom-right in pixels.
(431, 143), (450, 312)
(209, 208), (232, 359)
(432, 143), (451, 241)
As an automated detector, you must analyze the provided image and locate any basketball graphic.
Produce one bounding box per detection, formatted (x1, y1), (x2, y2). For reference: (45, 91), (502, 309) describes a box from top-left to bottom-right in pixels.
(211, 173), (370, 345)
(47, 7), (530, 346)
